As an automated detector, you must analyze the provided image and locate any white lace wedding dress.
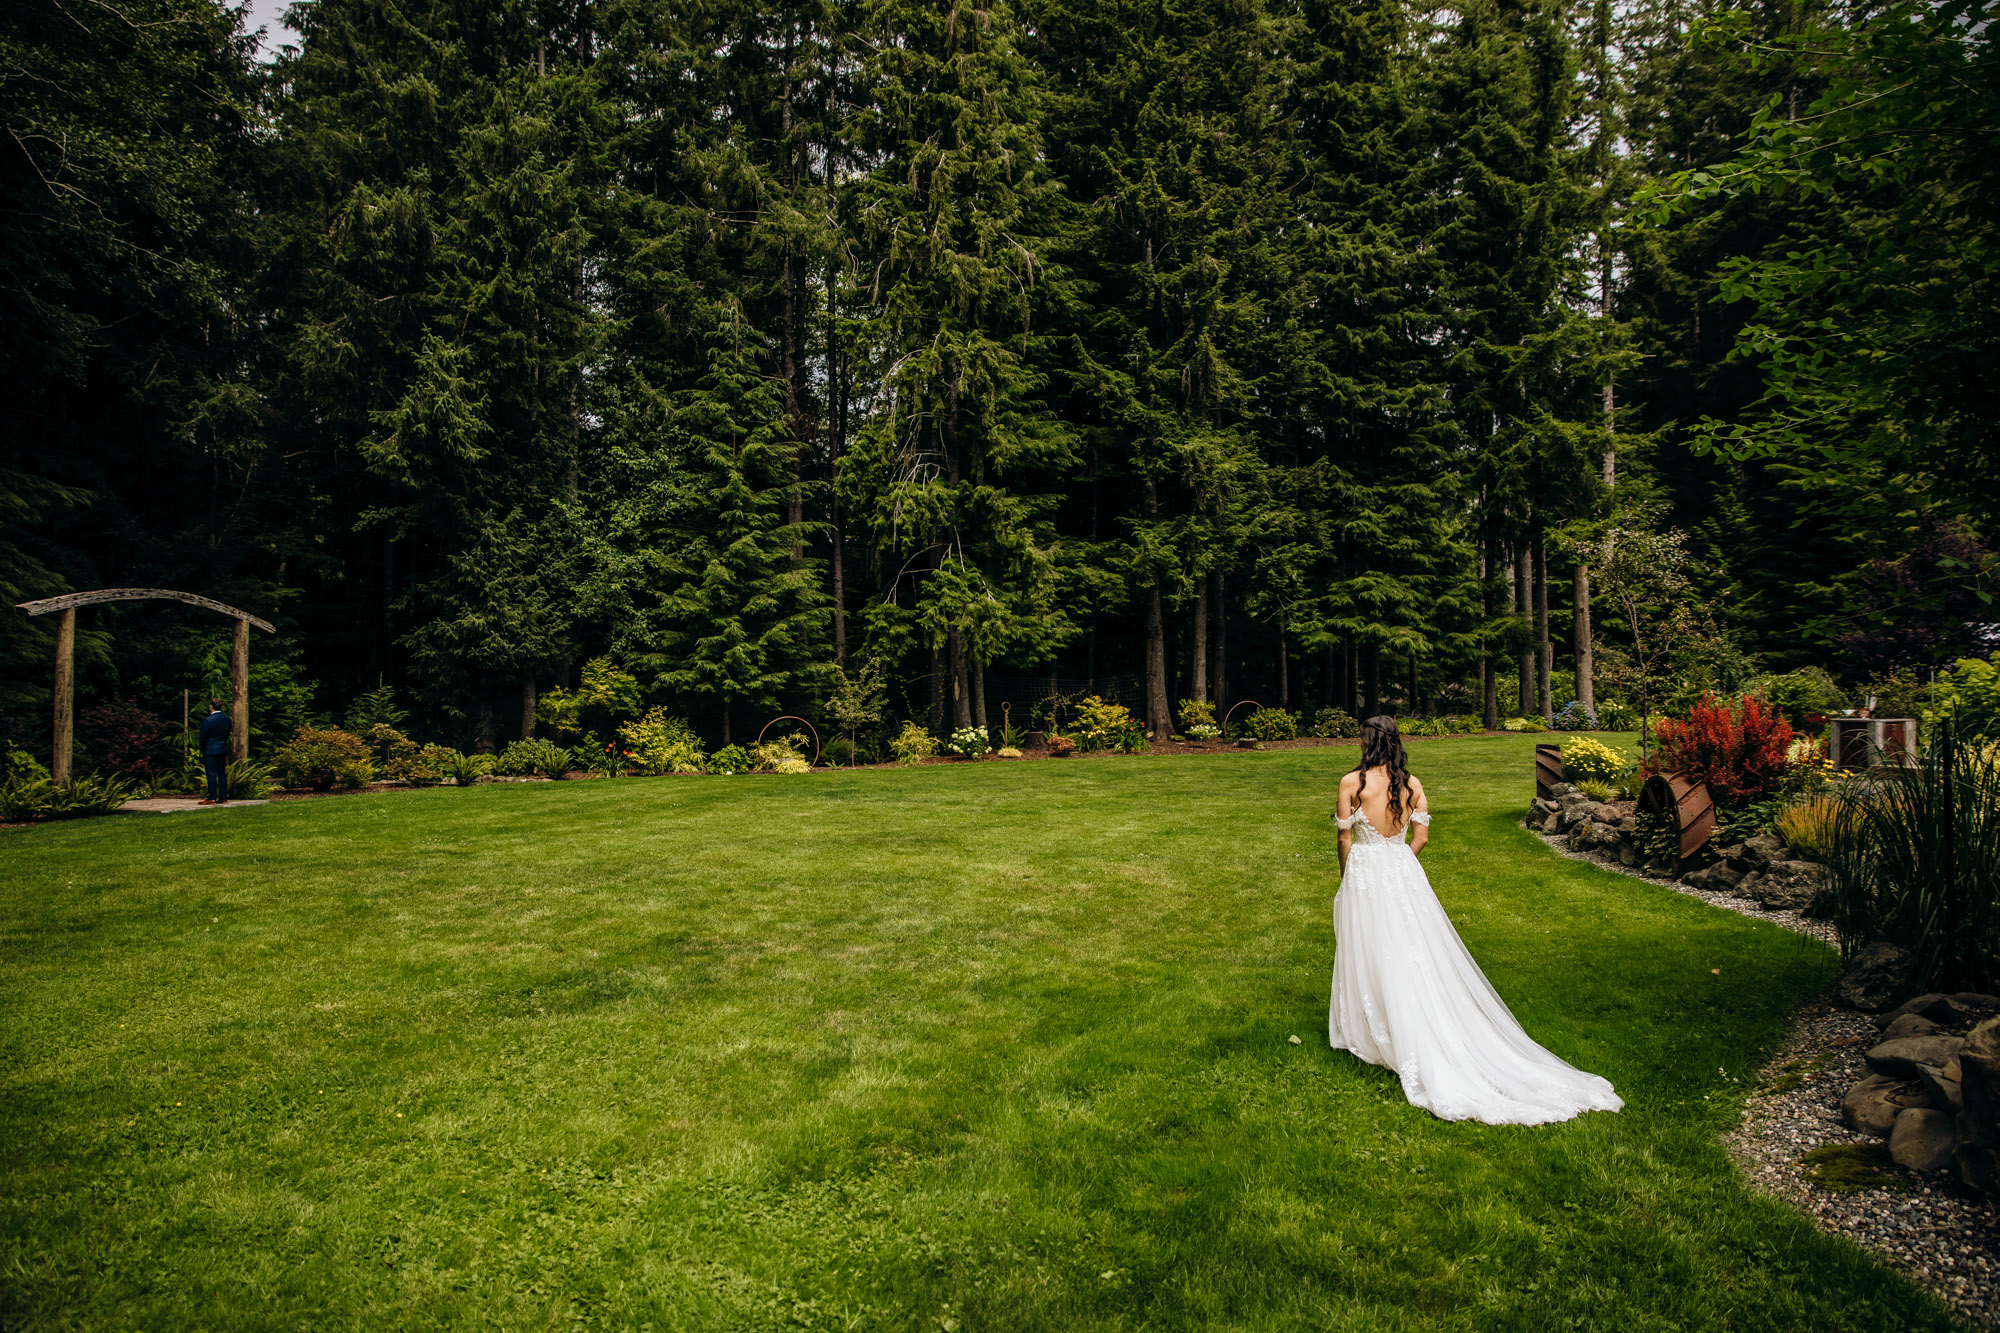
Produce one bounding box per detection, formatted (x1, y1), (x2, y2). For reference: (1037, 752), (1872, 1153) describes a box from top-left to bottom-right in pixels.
(1329, 809), (1623, 1125)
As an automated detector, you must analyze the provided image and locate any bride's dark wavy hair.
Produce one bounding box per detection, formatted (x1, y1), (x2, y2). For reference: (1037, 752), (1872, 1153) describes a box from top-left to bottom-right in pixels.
(1354, 715), (1413, 827)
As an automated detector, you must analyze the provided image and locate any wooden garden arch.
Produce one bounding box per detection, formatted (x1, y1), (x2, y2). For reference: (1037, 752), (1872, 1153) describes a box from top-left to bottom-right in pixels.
(14, 589), (274, 786)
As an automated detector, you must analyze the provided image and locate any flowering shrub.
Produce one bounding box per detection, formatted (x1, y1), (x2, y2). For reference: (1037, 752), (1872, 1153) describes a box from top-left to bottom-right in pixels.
(889, 722), (938, 766)
(273, 727), (374, 790)
(1186, 723), (1221, 740)
(1310, 708), (1361, 739)
(1561, 736), (1626, 783)
(1073, 696), (1144, 751)
(941, 726), (989, 759)
(1643, 693), (1795, 804)
(619, 709), (707, 774)
(1177, 699), (1217, 733)
(1246, 707), (1299, 741)
(1551, 700), (1597, 732)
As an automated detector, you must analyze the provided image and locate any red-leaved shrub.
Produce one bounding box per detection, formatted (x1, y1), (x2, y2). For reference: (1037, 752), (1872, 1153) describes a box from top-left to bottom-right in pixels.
(1643, 693), (1795, 804)
(79, 700), (168, 778)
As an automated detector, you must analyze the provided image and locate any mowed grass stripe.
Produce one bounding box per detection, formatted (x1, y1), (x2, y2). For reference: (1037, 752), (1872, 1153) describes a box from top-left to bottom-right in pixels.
(0, 736), (1965, 1329)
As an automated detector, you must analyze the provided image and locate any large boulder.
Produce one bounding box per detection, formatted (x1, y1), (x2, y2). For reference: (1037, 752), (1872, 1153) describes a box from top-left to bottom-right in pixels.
(1837, 941), (1916, 1012)
(1681, 860), (1745, 893)
(1880, 1012), (1942, 1041)
(1745, 859), (1828, 912)
(1842, 1074), (1930, 1137)
(1865, 1034), (1966, 1079)
(1570, 821), (1622, 854)
(1956, 1017), (2000, 1195)
(1557, 801), (1607, 833)
(1728, 833), (1789, 873)
(1530, 797), (1560, 818)
(1889, 1108), (1958, 1172)
(1873, 993), (1960, 1029)
(1916, 1059), (1963, 1115)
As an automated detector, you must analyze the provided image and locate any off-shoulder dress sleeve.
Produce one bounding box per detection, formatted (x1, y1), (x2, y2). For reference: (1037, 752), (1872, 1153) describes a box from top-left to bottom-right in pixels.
(1335, 812), (1361, 830)
(1410, 812), (1432, 826)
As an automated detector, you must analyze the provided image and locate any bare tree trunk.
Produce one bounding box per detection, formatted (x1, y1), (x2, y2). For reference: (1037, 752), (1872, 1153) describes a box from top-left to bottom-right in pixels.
(1145, 584), (1172, 737)
(1408, 652), (1420, 717)
(521, 675), (537, 741)
(721, 701), (731, 747)
(1192, 577), (1209, 704)
(950, 630), (971, 730)
(929, 642), (944, 733)
(1365, 644), (1381, 716)
(1213, 573), (1228, 712)
(1574, 563), (1595, 717)
(1515, 541), (1533, 718)
(1481, 539), (1499, 730)
(476, 698), (496, 755)
(973, 662), (987, 732)
(1322, 642), (1336, 709)
(1277, 633), (1289, 711)
(1534, 533), (1553, 724)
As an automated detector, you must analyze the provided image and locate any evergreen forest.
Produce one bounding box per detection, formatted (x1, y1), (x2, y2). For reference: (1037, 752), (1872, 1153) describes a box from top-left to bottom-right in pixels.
(4, 0), (1995, 755)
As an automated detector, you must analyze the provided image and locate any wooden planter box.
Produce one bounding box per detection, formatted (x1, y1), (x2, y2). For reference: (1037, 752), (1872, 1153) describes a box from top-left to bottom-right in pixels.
(1535, 744), (1563, 801)
(1827, 717), (1917, 770)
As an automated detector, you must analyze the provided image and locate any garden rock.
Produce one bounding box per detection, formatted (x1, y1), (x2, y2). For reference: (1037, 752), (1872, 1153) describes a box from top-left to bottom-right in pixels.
(1837, 941), (1916, 1012)
(1952, 993), (2000, 1020)
(1865, 1035), (1966, 1079)
(1540, 813), (1562, 835)
(1957, 1026), (2000, 1195)
(1890, 1108), (1959, 1172)
(1744, 860), (1828, 911)
(1842, 1074), (1930, 1137)
(1617, 845), (1638, 867)
(1681, 861), (1745, 893)
(1916, 1060), (1964, 1115)
(1880, 1012), (1942, 1041)
(1530, 797), (1560, 819)
(1873, 993), (1961, 1029)
(1728, 833), (1788, 873)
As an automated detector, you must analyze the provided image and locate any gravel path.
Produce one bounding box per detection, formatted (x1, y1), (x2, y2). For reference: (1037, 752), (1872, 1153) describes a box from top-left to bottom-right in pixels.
(1537, 828), (1998, 1327)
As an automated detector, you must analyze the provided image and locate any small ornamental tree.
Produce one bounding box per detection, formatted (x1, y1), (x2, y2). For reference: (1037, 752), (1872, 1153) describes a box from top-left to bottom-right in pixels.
(1643, 694), (1795, 804)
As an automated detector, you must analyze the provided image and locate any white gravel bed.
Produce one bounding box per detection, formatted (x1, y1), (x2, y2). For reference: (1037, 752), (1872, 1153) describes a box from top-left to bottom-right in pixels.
(1534, 827), (1998, 1327)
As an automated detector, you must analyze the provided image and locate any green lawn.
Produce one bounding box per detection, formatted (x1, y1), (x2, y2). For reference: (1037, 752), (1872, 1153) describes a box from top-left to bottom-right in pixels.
(0, 736), (1963, 1330)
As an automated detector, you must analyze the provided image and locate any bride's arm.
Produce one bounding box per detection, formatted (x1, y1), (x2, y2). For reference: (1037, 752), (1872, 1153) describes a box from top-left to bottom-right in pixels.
(1334, 775), (1355, 874)
(1408, 779), (1430, 857)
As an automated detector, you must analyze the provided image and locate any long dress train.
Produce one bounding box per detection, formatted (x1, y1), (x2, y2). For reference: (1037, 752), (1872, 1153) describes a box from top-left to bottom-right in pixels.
(1328, 810), (1623, 1125)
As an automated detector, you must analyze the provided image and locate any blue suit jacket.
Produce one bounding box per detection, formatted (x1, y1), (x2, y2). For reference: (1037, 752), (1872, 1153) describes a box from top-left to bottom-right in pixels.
(200, 710), (232, 759)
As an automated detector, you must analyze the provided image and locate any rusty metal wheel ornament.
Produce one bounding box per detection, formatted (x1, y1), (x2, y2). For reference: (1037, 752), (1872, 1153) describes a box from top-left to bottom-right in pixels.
(1220, 700), (1263, 739)
(755, 716), (821, 767)
(1637, 772), (1716, 872)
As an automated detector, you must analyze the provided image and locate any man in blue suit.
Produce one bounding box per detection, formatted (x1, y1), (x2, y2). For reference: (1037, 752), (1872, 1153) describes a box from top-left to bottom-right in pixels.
(199, 698), (231, 804)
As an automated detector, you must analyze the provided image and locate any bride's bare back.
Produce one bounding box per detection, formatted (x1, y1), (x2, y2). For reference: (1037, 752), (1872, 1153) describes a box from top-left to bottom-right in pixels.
(1336, 765), (1429, 869)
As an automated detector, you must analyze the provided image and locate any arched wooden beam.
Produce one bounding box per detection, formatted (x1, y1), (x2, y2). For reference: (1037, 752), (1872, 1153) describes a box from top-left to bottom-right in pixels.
(16, 588), (274, 633)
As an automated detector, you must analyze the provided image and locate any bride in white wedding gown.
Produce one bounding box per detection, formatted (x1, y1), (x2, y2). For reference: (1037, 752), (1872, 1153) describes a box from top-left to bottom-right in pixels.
(1328, 716), (1623, 1125)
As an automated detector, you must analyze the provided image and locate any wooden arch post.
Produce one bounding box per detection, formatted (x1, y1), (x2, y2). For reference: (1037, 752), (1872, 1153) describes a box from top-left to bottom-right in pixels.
(14, 589), (275, 786)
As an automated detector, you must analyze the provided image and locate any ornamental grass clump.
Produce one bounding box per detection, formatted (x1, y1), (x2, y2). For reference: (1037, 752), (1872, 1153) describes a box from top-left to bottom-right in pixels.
(1824, 721), (2000, 993)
